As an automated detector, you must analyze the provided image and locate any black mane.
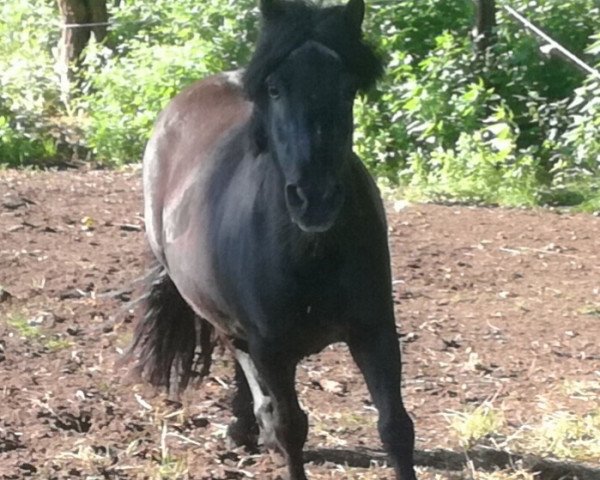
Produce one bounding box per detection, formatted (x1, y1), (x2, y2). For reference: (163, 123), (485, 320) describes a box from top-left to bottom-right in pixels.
(243, 0), (383, 100)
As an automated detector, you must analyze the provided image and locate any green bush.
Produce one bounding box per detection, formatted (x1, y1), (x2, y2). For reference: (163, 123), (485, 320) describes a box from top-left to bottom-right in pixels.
(356, 32), (499, 180)
(554, 33), (600, 179)
(78, 0), (257, 165)
(357, 0), (600, 207)
(0, 0), (60, 166)
(1, 0), (599, 210)
(407, 106), (541, 206)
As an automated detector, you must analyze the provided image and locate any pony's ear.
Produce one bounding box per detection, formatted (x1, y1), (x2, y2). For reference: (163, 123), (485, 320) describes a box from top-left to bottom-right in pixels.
(260, 0), (284, 19)
(344, 0), (365, 32)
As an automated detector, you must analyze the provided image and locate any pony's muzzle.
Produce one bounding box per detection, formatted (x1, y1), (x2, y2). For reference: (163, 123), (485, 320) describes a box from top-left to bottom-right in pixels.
(285, 181), (344, 233)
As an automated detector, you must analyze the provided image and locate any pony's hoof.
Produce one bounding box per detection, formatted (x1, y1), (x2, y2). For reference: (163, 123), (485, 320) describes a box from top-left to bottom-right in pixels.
(227, 419), (259, 451)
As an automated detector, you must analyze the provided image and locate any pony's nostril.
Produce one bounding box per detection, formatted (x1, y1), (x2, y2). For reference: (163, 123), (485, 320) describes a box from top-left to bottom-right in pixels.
(285, 184), (308, 211)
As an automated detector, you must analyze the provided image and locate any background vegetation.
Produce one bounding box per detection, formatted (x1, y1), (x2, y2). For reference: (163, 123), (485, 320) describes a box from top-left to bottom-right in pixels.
(1, 0), (599, 209)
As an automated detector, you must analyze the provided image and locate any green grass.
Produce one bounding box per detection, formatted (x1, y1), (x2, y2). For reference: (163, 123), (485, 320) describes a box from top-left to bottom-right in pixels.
(576, 195), (600, 213)
(540, 180), (600, 212)
(578, 305), (600, 317)
(156, 455), (188, 480)
(446, 404), (506, 448)
(5, 312), (73, 352)
(45, 338), (73, 352)
(6, 313), (43, 339)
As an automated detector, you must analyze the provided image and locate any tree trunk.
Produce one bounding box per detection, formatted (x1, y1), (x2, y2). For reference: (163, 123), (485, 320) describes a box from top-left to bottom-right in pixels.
(472, 0), (497, 53)
(56, 0), (108, 101)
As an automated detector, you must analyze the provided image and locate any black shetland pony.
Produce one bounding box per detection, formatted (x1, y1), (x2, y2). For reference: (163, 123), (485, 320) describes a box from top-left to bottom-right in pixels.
(131, 1), (417, 479)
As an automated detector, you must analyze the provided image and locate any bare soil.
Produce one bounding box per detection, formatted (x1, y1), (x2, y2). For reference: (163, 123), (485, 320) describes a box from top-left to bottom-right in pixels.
(1, 169), (598, 479)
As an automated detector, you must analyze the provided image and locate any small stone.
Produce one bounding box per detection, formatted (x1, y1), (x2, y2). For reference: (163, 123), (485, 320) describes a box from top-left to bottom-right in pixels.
(0, 287), (14, 303)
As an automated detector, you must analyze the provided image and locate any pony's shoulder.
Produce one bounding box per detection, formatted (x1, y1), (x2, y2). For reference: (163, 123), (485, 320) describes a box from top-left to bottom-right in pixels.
(172, 70), (248, 110)
(152, 69), (252, 140)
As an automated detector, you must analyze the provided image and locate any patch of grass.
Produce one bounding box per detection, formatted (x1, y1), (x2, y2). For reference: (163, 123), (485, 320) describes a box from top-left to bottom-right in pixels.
(56, 444), (114, 472)
(563, 380), (600, 400)
(156, 455), (188, 480)
(311, 407), (377, 447)
(6, 313), (42, 339)
(558, 181), (600, 213)
(334, 410), (376, 429)
(114, 328), (133, 350)
(474, 470), (536, 480)
(578, 304), (600, 317)
(505, 380), (600, 462)
(538, 188), (587, 207)
(576, 195), (600, 213)
(513, 409), (600, 462)
(5, 313), (74, 352)
(446, 404), (505, 448)
(124, 404), (194, 479)
(156, 421), (189, 479)
(45, 338), (73, 352)
(538, 176), (600, 213)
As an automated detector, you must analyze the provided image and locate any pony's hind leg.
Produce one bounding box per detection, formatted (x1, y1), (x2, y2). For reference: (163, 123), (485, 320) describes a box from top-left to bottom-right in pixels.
(348, 321), (417, 480)
(196, 316), (216, 378)
(228, 361), (259, 449)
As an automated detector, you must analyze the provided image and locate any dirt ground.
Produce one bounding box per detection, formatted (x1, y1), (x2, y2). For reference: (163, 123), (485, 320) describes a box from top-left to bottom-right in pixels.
(0, 168), (598, 479)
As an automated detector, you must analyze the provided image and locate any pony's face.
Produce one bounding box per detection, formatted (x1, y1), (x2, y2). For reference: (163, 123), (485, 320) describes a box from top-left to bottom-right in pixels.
(265, 41), (357, 233)
(245, 0), (381, 233)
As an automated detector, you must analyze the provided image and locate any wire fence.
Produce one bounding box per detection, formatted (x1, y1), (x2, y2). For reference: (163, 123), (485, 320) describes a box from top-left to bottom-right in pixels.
(54, 1), (600, 80)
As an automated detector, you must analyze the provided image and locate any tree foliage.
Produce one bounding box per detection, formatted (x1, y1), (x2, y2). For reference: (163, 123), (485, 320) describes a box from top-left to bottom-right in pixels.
(0, 0), (59, 164)
(79, 0), (257, 164)
(356, 0), (600, 206)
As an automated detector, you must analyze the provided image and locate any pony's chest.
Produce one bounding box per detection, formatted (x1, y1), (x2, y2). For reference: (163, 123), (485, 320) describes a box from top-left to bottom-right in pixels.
(251, 247), (353, 322)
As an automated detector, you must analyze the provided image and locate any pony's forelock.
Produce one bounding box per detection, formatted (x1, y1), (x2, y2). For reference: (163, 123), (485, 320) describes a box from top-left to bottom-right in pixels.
(243, 0), (383, 101)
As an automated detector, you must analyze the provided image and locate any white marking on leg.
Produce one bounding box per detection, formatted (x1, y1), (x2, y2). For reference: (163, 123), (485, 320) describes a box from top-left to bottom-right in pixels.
(234, 349), (277, 448)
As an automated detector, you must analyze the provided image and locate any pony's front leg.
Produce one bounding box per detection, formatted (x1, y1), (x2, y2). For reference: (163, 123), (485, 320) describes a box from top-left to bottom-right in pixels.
(228, 361), (259, 449)
(233, 349), (277, 449)
(249, 342), (309, 480)
(348, 318), (417, 480)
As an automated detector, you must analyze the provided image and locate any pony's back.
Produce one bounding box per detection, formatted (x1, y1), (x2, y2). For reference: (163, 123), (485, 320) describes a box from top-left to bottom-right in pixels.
(143, 72), (252, 262)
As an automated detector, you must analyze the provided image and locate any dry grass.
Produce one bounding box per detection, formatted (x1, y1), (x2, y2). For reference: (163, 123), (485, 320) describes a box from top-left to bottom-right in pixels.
(472, 470), (536, 480)
(509, 379), (600, 463)
(512, 408), (600, 462)
(49, 398), (195, 479)
(445, 379), (600, 465)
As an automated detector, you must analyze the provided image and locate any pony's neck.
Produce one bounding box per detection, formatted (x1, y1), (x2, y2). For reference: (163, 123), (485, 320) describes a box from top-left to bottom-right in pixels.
(247, 109), (268, 156)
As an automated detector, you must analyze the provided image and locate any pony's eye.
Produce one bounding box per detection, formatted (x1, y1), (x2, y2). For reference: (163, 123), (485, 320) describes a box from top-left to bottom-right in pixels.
(267, 84), (280, 99)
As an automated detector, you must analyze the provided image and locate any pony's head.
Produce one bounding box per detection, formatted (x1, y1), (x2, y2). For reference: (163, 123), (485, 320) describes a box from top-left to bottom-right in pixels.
(244, 0), (382, 233)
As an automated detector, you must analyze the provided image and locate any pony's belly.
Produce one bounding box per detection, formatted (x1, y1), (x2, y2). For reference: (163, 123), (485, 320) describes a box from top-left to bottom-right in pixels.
(185, 288), (246, 339)
(163, 236), (247, 339)
(174, 279), (246, 339)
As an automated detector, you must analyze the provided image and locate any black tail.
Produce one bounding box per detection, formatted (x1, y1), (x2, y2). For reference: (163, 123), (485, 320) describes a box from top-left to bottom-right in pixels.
(127, 259), (215, 395)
